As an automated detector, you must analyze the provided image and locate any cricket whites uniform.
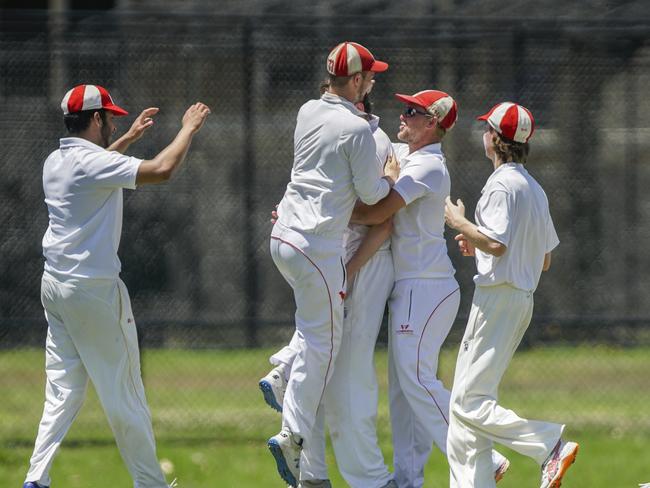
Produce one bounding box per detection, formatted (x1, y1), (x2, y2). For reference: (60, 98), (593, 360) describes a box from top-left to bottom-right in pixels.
(271, 115), (394, 487)
(26, 137), (168, 487)
(271, 92), (390, 456)
(387, 142), (462, 488)
(447, 163), (562, 488)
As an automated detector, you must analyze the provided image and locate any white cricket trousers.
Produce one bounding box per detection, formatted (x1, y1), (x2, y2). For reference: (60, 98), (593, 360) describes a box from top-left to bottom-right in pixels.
(271, 249), (394, 488)
(447, 284), (564, 488)
(388, 278), (460, 488)
(25, 271), (168, 488)
(270, 223), (346, 447)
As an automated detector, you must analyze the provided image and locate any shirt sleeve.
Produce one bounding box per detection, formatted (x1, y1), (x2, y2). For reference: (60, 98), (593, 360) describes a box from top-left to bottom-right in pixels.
(545, 212), (560, 252)
(393, 155), (444, 205)
(345, 125), (390, 205)
(476, 189), (512, 246)
(80, 149), (142, 190)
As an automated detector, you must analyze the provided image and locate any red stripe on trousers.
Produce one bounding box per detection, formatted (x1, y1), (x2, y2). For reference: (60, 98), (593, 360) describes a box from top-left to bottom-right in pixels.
(271, 236), (336, 410)
(416, 287), (460, 426)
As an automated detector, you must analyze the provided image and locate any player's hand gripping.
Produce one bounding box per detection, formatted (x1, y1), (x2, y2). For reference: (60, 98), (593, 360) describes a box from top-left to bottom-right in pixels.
(125, 107), (159, 142)
(182, 102), (211, 133)
(383, 150), (400, 184)
(454, 233), (475, 257)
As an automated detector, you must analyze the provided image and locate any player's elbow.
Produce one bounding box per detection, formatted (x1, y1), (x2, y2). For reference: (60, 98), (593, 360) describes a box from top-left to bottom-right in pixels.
(488, 242), (507, 257)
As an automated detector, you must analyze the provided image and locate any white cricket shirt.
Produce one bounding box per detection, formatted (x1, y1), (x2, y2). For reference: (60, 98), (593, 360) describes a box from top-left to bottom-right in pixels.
(342, 115), (392, 260)
(474, 162), (559, 292)
(391, 142), (455, 281)
(42, 137), (142, 279)
(276, 92), (390, 243)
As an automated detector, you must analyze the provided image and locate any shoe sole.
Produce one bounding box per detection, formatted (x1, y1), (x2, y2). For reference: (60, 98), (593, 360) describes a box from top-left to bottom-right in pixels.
(268, 438), (297, 487)
(495, 458), (510, 483)
(259, 380), (283, 412)
(549, 443), (579, 488)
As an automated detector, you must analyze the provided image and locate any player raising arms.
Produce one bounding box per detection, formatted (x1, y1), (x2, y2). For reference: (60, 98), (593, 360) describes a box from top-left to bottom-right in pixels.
(24, 84), (209, 488)
(266, 42), (397, 487)
(444, 102), (578, 488)
(351, 90), (509, 488)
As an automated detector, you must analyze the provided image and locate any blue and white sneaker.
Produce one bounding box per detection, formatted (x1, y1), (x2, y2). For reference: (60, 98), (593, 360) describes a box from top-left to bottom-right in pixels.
(24, 483), (49, 488)
(259, 366), (286, 412)
(268, 428), (302, 487)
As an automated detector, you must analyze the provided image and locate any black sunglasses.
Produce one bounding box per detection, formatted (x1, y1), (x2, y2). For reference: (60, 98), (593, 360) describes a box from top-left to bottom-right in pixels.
(403, 106), (432, 118)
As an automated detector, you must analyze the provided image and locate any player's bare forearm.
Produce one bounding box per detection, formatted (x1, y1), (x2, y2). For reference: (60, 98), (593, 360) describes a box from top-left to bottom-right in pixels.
(109, 107), (159, 154)
(445, 196), (506, 257)
(350, 189), (406, 225)
(107, 133), (137, 154)
(453, 219), (506, 257)
(346, 218), (393, 278)
(542, 252), (552, 271)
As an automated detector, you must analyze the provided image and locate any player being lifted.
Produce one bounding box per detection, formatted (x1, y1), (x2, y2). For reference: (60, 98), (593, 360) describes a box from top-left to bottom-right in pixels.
(265, 42), (397, 487)
(261, 84), (397, 488)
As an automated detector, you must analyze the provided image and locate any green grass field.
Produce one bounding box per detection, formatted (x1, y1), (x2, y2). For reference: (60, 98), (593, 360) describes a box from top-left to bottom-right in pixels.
(2, 346), (649, 487)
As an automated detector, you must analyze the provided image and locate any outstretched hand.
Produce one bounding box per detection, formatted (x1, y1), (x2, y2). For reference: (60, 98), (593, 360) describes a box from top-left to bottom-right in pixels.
(126, 107), (159, 142)
(182, 102), (211, 133)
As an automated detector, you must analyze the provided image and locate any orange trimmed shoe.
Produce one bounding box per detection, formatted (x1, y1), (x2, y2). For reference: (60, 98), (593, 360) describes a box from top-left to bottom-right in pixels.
(495, 457), (510, 483)
(540, 439), (579, 488)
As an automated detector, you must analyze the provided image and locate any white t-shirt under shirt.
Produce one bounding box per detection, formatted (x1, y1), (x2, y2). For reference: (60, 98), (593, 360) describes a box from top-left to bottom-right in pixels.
(474, 162), (559, 292)
(342, 115), (392, 261)
(276, 92), (390, 243)
(390, 142), (455, 281)
(42, 137), (142, 279)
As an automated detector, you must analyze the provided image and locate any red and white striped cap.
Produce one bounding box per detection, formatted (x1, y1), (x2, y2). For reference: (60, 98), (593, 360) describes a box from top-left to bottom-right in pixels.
(395, 90), (458, 130)
(60, 84), (128, 116)
(326, 42), (388, 77)
(477, 102), (534, 143)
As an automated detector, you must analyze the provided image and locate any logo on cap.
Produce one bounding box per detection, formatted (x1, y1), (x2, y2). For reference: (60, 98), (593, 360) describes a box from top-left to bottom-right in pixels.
(326, 41), (389, 77)
(394, 89), (458, 130)
(477, 102), (535, 143)
(61, 84), (128, 116)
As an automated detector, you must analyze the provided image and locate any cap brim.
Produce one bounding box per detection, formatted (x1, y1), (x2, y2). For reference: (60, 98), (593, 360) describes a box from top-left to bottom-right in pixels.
(394, 93), (427, 110)
(105, 104), (129, 116)
(476, 113), (490, 121)
(370, 60), (389, 73)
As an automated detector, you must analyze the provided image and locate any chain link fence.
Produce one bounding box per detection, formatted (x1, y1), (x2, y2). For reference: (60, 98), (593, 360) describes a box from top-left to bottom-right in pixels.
(1, 10), (649, 444)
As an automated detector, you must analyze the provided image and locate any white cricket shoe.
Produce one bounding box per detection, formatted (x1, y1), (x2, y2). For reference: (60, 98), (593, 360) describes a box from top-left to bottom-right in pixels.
(540, 439), (579, 488)
(259, 366), (287, 412)
(268, 428), (302, 487)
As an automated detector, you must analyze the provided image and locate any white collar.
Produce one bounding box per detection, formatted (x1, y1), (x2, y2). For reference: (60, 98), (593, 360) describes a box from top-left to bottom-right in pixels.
(59, 136), (106, 152)
(321, 92), (366, 117)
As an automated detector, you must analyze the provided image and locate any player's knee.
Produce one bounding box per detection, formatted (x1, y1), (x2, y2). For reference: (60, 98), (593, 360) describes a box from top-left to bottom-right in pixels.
(451, 394), (496, 424)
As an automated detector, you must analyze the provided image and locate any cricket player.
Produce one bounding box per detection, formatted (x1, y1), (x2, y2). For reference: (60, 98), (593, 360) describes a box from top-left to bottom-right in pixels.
(261, 90), (396, 488)
(351, 90), (509, 488)
(266, 42), (397, 488)
(444, 102), (578, 488)
(23, 84), (210, 488)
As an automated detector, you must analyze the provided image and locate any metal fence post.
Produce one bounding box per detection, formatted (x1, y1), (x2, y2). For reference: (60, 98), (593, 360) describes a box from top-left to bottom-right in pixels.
(242, 19), (259, 347)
